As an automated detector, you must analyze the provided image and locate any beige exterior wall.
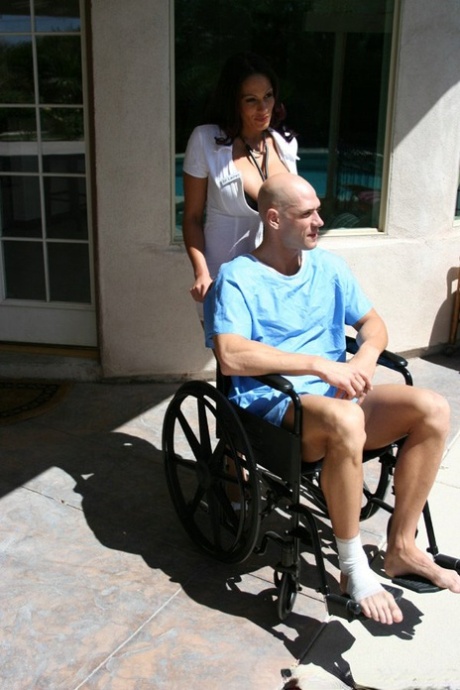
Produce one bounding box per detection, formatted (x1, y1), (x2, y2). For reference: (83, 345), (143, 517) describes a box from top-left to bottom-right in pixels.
(91, 0), (460, 380)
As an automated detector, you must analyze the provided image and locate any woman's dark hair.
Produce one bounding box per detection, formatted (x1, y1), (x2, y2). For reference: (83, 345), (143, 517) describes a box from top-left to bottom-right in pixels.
(204, 52), (295, 144)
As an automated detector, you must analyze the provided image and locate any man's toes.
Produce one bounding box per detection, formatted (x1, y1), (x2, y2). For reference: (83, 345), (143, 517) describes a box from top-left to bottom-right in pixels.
(361, 592), (403, 625)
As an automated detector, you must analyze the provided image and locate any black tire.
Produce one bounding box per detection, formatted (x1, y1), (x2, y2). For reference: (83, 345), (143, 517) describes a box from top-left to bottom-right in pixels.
(163, 381), (261, 563)
(277, 571), (298, 621)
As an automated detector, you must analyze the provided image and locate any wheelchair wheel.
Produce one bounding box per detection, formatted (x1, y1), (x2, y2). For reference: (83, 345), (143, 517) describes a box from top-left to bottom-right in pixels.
(301, 449), (396, 522)
(360, 447), (397, 520)
(163, 381), (261, 564)
(277, 571), (298, 621)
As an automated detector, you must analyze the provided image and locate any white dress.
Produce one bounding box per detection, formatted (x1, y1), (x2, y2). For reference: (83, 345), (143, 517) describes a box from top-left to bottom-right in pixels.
(183, 124), (298, 278)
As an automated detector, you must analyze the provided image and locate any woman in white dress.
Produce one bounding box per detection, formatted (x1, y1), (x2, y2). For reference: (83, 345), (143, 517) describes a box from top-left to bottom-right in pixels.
(182, 52), (298, 308)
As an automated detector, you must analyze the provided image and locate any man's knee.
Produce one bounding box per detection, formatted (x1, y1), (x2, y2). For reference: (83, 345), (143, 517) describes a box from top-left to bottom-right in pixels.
(299, 398), (366, 462)
(419, 389), (450, 434)
(324, 401), (367, 452)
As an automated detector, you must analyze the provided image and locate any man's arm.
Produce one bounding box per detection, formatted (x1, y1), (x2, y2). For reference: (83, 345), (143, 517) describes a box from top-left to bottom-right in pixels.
(214, 332), (376, 402)
(351, 308), (388, 380)
(214, 333), (318, 378)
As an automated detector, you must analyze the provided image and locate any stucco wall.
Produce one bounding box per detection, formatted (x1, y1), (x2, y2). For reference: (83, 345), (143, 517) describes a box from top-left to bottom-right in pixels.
(91, 0), (460, 380)
(91, 0), (213, 379)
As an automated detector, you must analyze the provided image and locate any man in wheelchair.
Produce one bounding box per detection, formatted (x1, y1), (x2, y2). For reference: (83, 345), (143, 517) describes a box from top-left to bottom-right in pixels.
(203, 172), (460, 625)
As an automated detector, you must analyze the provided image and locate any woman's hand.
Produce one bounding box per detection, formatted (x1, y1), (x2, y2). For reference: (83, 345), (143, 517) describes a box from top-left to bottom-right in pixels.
(190, 273), (213, 302)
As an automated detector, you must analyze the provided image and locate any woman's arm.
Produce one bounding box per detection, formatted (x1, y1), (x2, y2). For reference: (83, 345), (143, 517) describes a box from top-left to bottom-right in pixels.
(182, 173), (213, 302)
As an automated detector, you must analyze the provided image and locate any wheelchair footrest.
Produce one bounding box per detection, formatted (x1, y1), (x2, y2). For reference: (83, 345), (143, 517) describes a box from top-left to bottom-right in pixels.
(434, 553), (460, 573)
(391, 573), (442, 593)
(326, 593), (362, 621)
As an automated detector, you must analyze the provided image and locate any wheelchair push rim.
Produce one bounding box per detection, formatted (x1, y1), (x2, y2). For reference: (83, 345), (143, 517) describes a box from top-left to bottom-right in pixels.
(162, 381), (261, 564)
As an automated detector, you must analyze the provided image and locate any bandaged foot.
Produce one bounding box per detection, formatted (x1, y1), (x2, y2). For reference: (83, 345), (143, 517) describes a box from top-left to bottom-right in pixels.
(336, 534), (403, 624)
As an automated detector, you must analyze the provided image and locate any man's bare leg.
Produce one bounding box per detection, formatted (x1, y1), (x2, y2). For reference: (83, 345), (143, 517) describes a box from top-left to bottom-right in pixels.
(284, 396), (403, 624)
(362, 384), (460, 592)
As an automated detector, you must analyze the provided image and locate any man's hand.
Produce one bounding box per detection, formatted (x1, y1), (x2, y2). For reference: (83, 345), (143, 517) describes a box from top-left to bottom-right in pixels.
(314, 359), (373, 404)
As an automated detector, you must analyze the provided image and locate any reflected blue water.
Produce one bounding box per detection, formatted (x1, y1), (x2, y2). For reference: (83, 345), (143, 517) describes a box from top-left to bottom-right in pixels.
(0, 14), (80, 33)
(175, 148), (380, 200)
(175, 147), (384, 231)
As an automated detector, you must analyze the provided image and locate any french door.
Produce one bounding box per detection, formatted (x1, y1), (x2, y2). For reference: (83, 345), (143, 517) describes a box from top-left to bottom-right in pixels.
(0, 0), (96, 346)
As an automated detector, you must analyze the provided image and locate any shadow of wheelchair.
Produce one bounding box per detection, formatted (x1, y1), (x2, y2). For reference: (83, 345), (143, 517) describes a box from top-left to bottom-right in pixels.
(65, 429), (423, 667)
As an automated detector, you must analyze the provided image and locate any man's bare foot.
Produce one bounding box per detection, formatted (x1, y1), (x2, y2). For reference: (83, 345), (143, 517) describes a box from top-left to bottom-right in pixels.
(340, 573), (403, 625)
(385, 546), (460, 593)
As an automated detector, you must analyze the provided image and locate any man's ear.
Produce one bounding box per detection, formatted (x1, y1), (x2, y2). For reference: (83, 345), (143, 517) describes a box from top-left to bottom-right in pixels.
(266, 207), (279, 229)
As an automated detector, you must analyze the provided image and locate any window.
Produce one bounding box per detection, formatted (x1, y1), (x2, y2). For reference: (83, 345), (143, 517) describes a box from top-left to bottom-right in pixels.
(0, 0), (91, 303)
(174, 0), (395, 234)
(455, 165), (460, 219)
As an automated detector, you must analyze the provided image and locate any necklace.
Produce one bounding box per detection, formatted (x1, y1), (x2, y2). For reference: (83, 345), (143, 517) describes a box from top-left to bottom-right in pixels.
(242, 133), (269, 181)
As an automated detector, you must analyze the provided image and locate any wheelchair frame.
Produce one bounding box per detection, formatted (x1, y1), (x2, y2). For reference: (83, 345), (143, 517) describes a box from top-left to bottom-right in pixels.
(162, 336), (460, 622)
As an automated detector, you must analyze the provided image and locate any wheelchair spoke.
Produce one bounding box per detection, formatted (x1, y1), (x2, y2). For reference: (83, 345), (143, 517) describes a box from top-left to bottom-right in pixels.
(176, 408), (203, 461)
(207, 488), (227, 549)
(187, 483), (207, 516)
(208, 437), (228, 473)
(197, 397), (213, 458)
(169, 452), (198, 472)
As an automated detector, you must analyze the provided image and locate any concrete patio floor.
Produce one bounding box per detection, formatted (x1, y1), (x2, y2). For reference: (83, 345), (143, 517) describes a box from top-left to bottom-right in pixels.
(1, 350), (459, 689)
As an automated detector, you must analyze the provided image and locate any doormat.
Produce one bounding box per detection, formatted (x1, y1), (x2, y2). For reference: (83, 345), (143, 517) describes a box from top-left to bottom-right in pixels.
(0, 380), (71, 425)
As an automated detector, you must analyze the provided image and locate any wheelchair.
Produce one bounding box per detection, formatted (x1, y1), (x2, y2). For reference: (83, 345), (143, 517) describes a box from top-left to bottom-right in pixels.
(162, 336), (460, 622)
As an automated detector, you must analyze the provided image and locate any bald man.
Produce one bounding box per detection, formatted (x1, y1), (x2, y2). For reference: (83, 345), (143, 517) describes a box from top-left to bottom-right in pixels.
(204, 173), (460, 625)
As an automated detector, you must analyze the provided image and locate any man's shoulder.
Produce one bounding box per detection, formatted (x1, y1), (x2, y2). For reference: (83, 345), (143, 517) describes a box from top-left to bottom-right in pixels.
(308, 247), (349, 271)
(218, 254), (256, 278)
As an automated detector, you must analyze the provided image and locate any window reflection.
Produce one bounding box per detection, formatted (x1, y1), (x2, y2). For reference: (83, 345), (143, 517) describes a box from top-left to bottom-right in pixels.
(175, 0), (394, 232)
(3, 240), (46, 299)
(0, 107), (39, 172)
(35, 0), (81, 32)
(0, 176), (42, 237)
(41, 107), (85, 174)
(0, 2), (31, 32)
(37, 35), (82, 104)
(0, 36), (34, 103)
(456, 167), (460, 218)
(41, 107), (84, 140)
(48, 242), (90, 303)
(44, 177), (87, 239)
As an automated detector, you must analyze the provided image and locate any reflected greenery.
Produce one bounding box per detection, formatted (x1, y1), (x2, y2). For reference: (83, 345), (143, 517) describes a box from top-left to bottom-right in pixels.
(41, 107), (84, 140)
(0, 107), (36, 140)
(0, 37), (34, 103)
(37, 35), (82, 103)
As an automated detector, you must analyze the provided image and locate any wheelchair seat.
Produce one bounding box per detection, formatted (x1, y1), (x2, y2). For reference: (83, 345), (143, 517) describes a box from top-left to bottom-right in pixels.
(162, 337), (460, 622)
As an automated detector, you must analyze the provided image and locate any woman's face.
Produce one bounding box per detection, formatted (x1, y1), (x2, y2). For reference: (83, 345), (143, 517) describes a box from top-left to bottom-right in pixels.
(238, 74), (275, 136)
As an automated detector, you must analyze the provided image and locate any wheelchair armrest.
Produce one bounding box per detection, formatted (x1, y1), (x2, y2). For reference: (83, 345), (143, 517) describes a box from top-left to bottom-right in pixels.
(345, 335), (413, 385)
(253, 374), (302, 436)
(254, 373), (294, 395)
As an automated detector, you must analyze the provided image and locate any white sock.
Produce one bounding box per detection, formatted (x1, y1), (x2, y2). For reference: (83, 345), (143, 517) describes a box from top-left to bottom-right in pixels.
(335, 534), (384, 602)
